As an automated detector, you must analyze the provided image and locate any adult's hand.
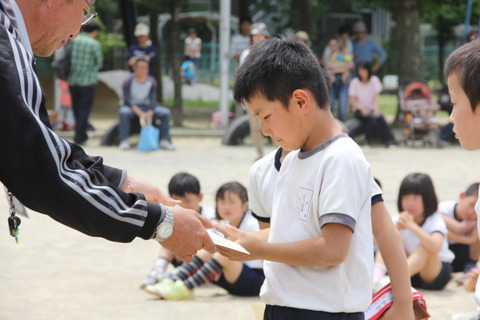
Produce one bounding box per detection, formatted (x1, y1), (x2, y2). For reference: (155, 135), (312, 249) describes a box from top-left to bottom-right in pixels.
(160, 207), (215, 262)
(121, 174), (180, 206)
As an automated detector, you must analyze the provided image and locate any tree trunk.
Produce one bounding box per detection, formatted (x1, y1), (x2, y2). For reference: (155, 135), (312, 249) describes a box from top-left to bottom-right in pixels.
(149, 9), (163, 103)
(290, 0), (310, 32)
(392, 0), (422, 125)
(169, 0), (183, 126)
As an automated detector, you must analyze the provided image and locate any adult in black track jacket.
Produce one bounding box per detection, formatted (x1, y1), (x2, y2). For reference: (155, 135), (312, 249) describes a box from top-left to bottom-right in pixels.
(0, 0), (214, 262)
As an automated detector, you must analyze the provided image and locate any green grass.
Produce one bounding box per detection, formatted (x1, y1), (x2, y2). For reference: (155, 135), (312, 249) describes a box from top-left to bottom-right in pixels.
(163, 99), (220, 110)
(379, 94), (398, 116)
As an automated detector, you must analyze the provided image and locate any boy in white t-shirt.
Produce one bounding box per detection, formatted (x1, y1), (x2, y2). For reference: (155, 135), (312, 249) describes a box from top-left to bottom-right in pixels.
(444, 39), (480, 309)
(438, 182), (480, 273)
(249, 147), (415, 318)
(218, 37), (377, 319)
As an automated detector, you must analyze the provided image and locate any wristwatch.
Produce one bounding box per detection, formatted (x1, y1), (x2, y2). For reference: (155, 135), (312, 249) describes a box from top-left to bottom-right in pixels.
(154, 206), (175, 241)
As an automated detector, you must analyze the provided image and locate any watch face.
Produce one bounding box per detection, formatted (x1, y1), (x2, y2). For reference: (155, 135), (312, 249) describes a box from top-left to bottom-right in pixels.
(159, 223), (174, 239)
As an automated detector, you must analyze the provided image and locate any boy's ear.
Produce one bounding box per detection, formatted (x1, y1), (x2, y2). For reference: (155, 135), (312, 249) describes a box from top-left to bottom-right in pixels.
(291, 89), (311, 113)
(459, 192), (466, 200)
(198, 193), (204, 202)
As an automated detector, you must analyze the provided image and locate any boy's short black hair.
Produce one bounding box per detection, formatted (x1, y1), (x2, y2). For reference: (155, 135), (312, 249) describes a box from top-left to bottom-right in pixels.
(168, 172), (201, 197)
(465, 182), (480, 196)
(397, 173), (438, 220)
(233, 37), (330, 109)
(444, 39), (480, 112)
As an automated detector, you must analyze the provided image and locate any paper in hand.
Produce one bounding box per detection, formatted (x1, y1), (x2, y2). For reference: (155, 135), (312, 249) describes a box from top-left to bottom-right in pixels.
(207, 229), (250, 255)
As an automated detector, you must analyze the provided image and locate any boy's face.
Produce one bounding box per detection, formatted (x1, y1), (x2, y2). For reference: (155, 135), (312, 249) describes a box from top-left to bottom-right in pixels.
(247, 94), (306, 152)
(170, 192), (203, 211)
(457, 194), (478, 221)
(448, 73), (480, 150)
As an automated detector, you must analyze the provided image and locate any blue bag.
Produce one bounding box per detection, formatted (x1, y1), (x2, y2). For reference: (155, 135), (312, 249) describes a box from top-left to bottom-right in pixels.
(137, 120), (160, 151)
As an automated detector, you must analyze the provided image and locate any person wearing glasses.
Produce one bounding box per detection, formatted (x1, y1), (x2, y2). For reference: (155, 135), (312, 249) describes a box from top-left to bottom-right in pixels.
(0, 0), (214, 261)
(67, 20), (103, 145)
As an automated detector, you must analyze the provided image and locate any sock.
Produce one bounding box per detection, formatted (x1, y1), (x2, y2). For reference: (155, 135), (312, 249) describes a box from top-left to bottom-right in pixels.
(154, 257), (169, 272)
(373, 263), (387, 282)
(169, 255), (204, 281)
(184, 258), (223, 290)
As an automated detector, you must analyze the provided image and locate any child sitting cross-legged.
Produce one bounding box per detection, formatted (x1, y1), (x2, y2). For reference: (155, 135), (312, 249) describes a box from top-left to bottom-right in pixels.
(144, 181), (263, 300)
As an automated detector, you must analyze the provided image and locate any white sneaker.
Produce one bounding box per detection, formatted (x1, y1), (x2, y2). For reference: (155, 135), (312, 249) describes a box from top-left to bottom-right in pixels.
(119, 139), (130, 150)
(159, 139), (175, 150)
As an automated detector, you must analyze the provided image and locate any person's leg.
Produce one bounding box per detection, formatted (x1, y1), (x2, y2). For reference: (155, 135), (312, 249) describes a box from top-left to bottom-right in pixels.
(154, 106), (176, 150)
(248, 110), (264, 159)
(153, 106), (172, 140)
(338, 83), (349, 122)
(364, 113), (376, 145)
(118, 106), (135, 140)
(70, 85), (95, 144)
(407, 245), (442, 283)
(376, 114), (395, 146)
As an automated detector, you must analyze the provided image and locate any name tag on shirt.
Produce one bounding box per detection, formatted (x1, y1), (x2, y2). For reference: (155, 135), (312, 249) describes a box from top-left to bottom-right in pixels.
(296, 187), (313, 221)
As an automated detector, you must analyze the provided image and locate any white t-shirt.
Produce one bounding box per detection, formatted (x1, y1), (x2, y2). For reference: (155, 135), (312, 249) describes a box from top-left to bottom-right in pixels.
(231, 34), (250, 58)
(248, 148), (282, 220)
(348, 75), (382, 111)
(260, 134), (375, 312)
(184, 36), (202, 59)
(238, 210), (263, 270)
(199, 205), (216, 220)
(394, 212), (454, 263)
(129, 78), (153, 106)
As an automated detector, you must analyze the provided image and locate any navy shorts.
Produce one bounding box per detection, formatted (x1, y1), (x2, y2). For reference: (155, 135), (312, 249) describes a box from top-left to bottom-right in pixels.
(411, 261), (452, 290)
(213, 265), (264, 296)
(264, 305), (364, 320)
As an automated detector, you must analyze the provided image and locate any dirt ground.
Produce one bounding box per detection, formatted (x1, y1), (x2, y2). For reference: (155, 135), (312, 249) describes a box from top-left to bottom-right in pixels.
(1, 134), (479, 320)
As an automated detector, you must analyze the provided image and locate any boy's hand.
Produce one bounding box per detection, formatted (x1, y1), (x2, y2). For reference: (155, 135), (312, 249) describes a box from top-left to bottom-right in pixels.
(215, 224), (263, 261)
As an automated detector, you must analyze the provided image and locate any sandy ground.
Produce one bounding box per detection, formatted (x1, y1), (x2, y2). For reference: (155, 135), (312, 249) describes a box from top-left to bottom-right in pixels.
(1, 135), (479, 320)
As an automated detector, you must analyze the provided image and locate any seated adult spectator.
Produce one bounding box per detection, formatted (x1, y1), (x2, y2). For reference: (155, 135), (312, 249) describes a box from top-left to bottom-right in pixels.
(348, 61), (396, 147)
(118, 58), (175, 150)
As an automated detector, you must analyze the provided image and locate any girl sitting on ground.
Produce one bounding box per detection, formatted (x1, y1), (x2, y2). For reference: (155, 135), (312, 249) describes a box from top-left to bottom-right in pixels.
(374, 172), (454, 290)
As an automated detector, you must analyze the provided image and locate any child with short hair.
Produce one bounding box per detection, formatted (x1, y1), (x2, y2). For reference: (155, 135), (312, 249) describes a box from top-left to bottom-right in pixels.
(140, 172), (215, 288)
(376, 173), (454, 291)
(444, 39), (480, 307)
(145, 181), (264, 300)
(439, 182), (480, 273)
(220, 37), (377, 319)
(249, 147), (414, 318)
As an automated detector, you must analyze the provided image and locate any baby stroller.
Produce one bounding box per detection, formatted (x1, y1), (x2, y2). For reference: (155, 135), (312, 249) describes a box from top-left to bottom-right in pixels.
(399, 81), (440, 147)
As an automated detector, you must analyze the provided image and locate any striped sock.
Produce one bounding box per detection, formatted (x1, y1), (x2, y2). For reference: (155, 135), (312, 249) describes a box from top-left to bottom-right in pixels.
(184, 258), (223, 290)
(169, 255), (204, 281)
